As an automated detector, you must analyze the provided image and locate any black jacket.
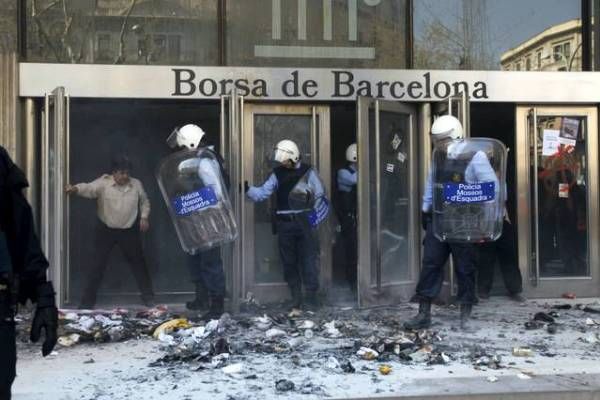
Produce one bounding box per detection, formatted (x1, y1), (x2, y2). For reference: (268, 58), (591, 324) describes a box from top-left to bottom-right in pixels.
(0, 146), (49, 304)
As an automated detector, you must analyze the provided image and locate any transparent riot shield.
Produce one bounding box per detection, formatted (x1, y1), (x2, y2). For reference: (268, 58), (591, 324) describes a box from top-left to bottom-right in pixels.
(432, 138), (507, 243)
(288, 167), (331, 230)
(157, 148), (238, 254)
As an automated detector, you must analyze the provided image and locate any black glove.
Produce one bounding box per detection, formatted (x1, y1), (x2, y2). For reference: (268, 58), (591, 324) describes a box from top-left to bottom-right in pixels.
(244, 181), (250, 194)
(421, 212), (432, 231)
(30, 281), (58, 357)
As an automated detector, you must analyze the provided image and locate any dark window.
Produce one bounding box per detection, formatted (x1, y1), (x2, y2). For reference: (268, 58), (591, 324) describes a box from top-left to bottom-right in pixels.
(97, 33), (112, 62)
(564, 41), (571, 58)
(167, 35), (181, 62)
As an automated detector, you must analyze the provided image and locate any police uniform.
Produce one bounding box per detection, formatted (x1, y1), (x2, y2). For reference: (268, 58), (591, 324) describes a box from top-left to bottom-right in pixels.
(247, 163), (323, 306)
(186, 148), (227, 306)
(0, 146), (57, 399)
(417, 150), (497, 305)
(336, 163), (357, 290)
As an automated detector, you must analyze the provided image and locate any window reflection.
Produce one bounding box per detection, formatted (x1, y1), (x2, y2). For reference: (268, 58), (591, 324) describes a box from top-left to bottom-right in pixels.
(226, 0), (409, 68)
(414, 0), (582, 71)
(25, 0), (218, 65)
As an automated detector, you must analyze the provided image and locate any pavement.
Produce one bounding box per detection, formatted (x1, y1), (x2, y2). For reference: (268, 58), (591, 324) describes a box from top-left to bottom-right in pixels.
(10, 296), (600, 400)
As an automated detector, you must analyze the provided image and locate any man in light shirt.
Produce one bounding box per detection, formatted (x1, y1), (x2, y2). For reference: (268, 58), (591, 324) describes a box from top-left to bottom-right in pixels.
(66, 155), (154, 308)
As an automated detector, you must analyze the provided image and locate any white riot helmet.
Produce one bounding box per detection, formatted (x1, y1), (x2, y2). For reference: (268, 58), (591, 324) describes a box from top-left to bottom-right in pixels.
(431, 115), (464, 142)
(345, 143), (357, 162)
(167, 124), (206, 150)
(273, 139), (300, 164)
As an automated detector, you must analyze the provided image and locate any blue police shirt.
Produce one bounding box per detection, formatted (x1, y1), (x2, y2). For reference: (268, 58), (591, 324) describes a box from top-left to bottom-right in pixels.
(247, 163), (324, 214)
(337, 163), (357, 193)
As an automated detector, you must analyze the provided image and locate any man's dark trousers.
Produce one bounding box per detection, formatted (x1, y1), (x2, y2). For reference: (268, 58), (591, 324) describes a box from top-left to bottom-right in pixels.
(277, 218), (320, 292)
(415, 221), (478, 304)
(80, 223), (154, 307)
(187, 247), (225, 297)
(477, 220), (522, 295)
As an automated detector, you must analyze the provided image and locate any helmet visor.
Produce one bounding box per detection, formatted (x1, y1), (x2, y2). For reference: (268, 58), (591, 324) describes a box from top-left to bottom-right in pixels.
(271, 147), (294, 164)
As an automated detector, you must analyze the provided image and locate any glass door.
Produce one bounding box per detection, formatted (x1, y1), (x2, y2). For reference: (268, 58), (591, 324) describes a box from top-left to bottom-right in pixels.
(357, 97), (419, 307)
(516, 106), (599, 297)
(41, 87), (70, 306)
(242, 104), (331, 304)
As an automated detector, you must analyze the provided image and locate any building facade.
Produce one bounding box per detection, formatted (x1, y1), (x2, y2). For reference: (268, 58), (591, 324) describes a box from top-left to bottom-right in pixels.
(3, 0), (600, 309)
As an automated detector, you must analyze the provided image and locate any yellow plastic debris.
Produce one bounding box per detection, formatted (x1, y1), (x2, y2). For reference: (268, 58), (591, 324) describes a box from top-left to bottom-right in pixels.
(152, 318), (192, 339)
(379, 365), (392, 375)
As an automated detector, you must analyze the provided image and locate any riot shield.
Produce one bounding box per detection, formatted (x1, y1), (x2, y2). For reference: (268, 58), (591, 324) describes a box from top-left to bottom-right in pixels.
(157, 148), (238, 254)
(288, 168), (331, 230)
(431, 138), (507, 243)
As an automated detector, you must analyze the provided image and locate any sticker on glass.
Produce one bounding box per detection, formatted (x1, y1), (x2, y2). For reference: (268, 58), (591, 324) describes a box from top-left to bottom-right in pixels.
(559, 118), (579, 146)
(542, 129), (560, 156)
(558, 183), (569, 198)
(391, 134), (402, 150)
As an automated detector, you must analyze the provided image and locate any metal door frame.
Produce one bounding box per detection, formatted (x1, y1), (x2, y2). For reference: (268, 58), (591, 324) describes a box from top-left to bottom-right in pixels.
(221, 91), (244, 311)
(357, 97), (419, 307)
(516, 105), (600, 297)
(41, 87), (70, 306)
(241, 103), (331, 303)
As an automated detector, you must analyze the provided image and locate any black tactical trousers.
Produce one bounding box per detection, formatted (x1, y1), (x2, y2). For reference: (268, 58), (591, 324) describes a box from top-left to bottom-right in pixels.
(477, 220), (523, 295)
(415, 221), (478, 304)
(277, 218), (320, 292)
(0, 284), (16, 399)
(339, 212), (357, 289)
(187, 247), (226, 297)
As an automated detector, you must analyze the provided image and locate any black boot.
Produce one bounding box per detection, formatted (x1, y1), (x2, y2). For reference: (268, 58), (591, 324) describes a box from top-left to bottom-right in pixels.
(186, 282), (208, 310)
(403, 300), (432, 330)
(304, 290), (320, 311)
(200, 295), (224, 321)
(460, 303), (473, 330)
(290, 286), (303, 309)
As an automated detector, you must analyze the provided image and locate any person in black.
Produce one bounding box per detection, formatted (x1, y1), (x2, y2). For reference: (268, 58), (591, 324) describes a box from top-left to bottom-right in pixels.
(0, 146), (58, 399)
(477, 211), (524, 301)
(246, 140), (325, 310)
(336, 143), (358, 292)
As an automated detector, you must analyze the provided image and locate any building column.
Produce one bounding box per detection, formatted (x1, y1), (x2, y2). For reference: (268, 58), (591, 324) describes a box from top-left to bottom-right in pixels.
(0, 0), (20, 162)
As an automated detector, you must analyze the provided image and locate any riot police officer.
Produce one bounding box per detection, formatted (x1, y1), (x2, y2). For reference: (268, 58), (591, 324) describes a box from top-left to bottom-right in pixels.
(163, 124), (232, 321)
(404, 116), (498, 330)
(246, 140), (325, 310)
(1, 146), (58, 399)
(336, 143), (358, 291)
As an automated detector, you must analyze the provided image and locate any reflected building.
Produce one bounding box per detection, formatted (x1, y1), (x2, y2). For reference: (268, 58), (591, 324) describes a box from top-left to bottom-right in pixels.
(24, 0), (410, 68)
(500, 19), (583, 72)
(25, 0), (219, 65)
